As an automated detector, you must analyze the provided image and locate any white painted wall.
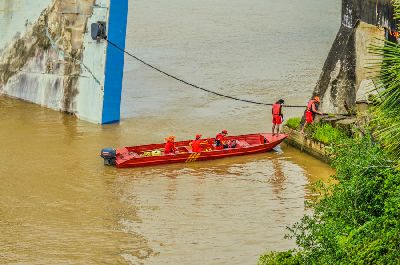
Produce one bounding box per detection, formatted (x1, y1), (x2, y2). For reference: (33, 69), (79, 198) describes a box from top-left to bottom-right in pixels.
(0, 0), (66, 111)
(76, 1), (109, 123)
(4, 49), (65, 110)
(0, 0), (51, 49)
(0, 0), (111, 124)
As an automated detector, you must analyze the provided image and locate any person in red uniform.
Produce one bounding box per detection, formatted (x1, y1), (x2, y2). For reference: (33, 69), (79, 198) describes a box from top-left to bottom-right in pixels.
(301, 96), (323, 134)
(164, 136), (176, 154)
(272, 99), (285, 136)
(190, 134), (203, 153)
(215, 130), (228, 148)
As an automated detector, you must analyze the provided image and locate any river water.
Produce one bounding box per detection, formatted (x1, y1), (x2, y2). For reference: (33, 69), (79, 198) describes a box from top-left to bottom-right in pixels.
(1, 0), (339, 264)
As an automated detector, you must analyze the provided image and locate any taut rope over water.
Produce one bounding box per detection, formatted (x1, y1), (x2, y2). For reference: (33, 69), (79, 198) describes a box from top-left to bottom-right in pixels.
(106, 39), (307, 108)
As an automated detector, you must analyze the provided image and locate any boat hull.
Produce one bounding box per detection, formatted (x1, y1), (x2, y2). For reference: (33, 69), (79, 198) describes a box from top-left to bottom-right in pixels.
(108, 133), (287, 168)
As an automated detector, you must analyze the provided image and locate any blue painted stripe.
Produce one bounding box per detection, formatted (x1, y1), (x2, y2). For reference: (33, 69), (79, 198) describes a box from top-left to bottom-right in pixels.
(102, 0), (129, 124)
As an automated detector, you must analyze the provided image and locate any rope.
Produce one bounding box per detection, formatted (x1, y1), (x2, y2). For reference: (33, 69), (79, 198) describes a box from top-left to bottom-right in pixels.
(106, 39), (306, 108)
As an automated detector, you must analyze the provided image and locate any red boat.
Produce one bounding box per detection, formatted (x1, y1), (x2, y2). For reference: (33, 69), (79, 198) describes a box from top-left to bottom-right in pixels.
(100, 133), (287, 168)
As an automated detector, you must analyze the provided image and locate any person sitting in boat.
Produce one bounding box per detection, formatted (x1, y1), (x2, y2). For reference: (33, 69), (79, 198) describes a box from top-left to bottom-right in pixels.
(227, 139), (237, 148)
(164, 136), (176, 155)
(215, 130), (229, 149)
(190, 134), (203, 153)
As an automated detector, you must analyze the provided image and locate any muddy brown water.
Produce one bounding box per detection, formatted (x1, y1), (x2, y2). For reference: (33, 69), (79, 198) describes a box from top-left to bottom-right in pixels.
(1, 0), (339, 264)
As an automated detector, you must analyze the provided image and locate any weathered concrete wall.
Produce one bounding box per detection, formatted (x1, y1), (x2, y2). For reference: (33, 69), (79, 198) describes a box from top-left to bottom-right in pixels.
(0, 0), (128, 124)
(283, 126), (330, 163)
(355, 22), (385, 103)
(314, 0), (395, 114)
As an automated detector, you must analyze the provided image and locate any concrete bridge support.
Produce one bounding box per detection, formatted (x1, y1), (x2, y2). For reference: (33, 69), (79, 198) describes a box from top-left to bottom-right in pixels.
(313, 0), (396, 114)
(0, 0), (128, 124)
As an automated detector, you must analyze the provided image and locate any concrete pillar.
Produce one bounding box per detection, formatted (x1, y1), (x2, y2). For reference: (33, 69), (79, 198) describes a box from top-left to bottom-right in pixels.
(102, 0), (128, 124)
(313, 0), (395, 114)
(0, 0), (129, 124)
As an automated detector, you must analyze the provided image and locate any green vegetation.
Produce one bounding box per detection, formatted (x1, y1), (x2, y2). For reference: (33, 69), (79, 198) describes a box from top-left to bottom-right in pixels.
(310, 123), (347, 145)
(259, 250), (301, 265)
(287, 118), (348, 145)
(370, 42), (400, 161)
(367, 0), (400, 162)
(259, 136), (400, 265)
(286, 117), (302, 130)
(259, 2), (400, 263)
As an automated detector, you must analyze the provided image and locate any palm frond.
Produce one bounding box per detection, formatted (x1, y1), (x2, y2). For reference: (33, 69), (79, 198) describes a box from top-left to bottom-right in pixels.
(368, 3), (400, 161)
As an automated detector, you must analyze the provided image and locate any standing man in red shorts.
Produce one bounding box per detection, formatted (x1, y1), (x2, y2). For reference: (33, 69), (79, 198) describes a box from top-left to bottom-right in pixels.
(301, 96), (323, 134)
(272, 99), (285, 136)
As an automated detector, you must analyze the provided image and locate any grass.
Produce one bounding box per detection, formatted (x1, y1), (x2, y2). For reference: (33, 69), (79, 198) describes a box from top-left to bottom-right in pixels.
(286, 117), (302, 130)
(285, 117), (348, 145)
(310, 123), (347, 144)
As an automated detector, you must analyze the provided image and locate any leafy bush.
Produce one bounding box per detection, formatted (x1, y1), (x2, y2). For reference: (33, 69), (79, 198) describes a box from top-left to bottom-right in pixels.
(259, 136), (400, 264)
(310, 123), (347, 144)
(286, 117), (302, 130)
(258, 250), (301, 265)
(370, 40), (400, 162)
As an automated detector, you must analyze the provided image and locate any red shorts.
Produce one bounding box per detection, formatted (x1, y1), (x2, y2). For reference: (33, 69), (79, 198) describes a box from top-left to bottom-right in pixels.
(272, 115), (283, 125)
(305, 111), (314, 124)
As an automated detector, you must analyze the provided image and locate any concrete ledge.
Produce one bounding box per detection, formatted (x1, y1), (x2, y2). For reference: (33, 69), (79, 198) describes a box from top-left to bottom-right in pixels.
(283, 126), (330, 163)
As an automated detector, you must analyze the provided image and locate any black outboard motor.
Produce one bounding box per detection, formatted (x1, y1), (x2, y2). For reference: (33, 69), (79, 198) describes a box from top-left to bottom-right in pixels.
(100, 148), (116, 166)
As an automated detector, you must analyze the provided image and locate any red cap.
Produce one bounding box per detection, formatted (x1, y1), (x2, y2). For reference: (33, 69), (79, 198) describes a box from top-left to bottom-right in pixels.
(196, 134), (202, 139)
(222, 130), (228, 134)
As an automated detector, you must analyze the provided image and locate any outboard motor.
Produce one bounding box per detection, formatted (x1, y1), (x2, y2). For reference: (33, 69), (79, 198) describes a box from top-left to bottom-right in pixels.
(100, 148), (116, 166)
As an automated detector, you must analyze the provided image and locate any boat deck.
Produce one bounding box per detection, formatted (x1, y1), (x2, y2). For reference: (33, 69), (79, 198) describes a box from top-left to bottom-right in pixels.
(111, 133), (287, 168)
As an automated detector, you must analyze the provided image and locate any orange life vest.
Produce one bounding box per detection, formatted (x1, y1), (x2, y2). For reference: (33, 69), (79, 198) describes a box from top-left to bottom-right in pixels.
(216, 133), (224, 141)
(215, 133), (225, 147)
(272, 103), (282, 116)
(164, 142), (176, 154)
(191, 139), (202, 152)
(307, 100), (317, 113)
